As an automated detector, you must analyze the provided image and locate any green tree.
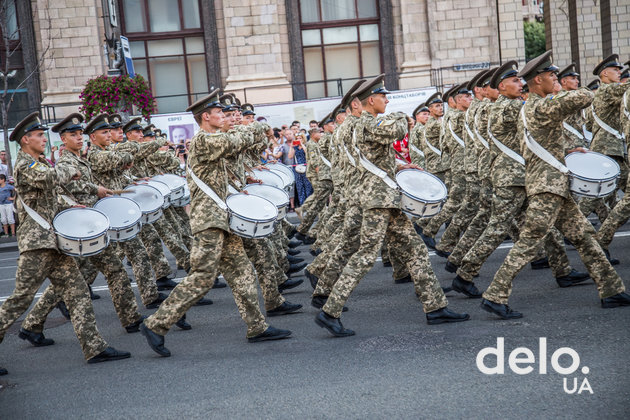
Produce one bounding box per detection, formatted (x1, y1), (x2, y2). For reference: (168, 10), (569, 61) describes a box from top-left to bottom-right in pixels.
(524, 21), (546, 61)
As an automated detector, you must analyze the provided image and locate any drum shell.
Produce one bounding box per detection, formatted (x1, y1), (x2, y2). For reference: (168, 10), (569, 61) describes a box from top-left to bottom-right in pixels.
(226, 194), (278, 238)
(568, 175), (618, 198)
(400, 192), (445, 218)
(142, 208), (163, 224)
(172, 195), (190, 207)
(243, 184), (290, 221)
(145, 180), (172, 209)
(124, 184), (165, 221)
(94, 197), (143, 242)
(53, 208), (110, 257)
(565, 151), (620, 198)
(152, 174), (186, 200)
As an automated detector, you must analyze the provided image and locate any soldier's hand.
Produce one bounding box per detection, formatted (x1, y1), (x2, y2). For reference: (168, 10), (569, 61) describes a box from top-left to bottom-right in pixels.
(399, 163), (423, 171)
(97, 186), (113, 198)
(72, 204), (86, 208)
(72, 171), (82, 180)
(567, 147), (588, 154)
(246, 176), (262, 184)
(255, 165), (268, 171)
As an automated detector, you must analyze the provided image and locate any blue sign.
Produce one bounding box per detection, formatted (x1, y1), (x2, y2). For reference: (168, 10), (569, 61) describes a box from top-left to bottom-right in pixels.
(120, 36), (135, 78)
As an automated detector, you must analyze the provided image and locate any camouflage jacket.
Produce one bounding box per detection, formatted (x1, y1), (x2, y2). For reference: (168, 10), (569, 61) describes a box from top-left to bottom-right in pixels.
(14, 150), (77, 252)
(89, 144), (134, 190)
(475, 99), (494, 180)
(488, 95), (525, 188)
(589, 81), (630, 158)
(113, 138), (167, 178)
(408, 123), (426, 168)
(522, 89), (595, 198)
(439, 110), (453, 171)
(337, 114), (362, 203)
(620, 90), (630, 142)
(443, 109), (465, 174)
(305, 139), (320, 182)
(330, 124), (345, 191)
(463, 98), (481, 175)
(188, 128), (255, 234)
(147, 149), (182, 176)
(317, 132), (333, 181)
(563, 104), (588, 149)
(55, 150), (100, 207)
(421, 116), (444, 173)
(355, 111), (408, 210)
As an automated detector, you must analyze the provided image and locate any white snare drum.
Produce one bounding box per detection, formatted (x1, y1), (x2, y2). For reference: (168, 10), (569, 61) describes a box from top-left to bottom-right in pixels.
(270, 169), (293, 192)
(565, 151), (620, 197)
(94, 196), (143, 242)
(145, 180), (172, 209)
(243, 183), (290, 220)
(226, 193), (278, 238)
(295, 164), (307, 174)
(123, 184), (164, 224)
(266, 163), (295, 185)
(172, 184), (190, 207)
(251, 169), (284, 189)
(152, 174), (186, 200)
(53, 208), (110, 256)
(396, 169), (448, 218)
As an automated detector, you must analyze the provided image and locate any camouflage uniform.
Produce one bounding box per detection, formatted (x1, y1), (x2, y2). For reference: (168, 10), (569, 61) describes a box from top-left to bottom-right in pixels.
(591, 82), (630, 250)
(457, 95), (573, 282)
(21, 150), (143, 330)
(408, 122), (426, 168)
(322, 111), (448, 318)
(89, 143), (161, 305)
(0, 151), (108, 360)
(423, 109), (464, 240)
(144, 129), (268, 337)
(307, 130), (336, 240)
(484, 89), (625, 304)
(297, 136), (332, 236)
(437, 101), (482, 252)
(448, 98), (494, 266)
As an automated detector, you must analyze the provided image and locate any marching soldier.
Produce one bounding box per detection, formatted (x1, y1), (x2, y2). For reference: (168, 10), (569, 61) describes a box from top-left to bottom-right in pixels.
(409, 104), (428, 168)
(20, 114), (147, 339)
(140, 90), (292, 357)
(481, 51), (630, 319)
(315, 75), (469, 337)
(0, 113), (130, 375)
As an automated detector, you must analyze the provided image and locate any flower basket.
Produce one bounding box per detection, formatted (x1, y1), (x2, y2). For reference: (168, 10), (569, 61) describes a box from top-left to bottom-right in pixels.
(79, 74), (155, 121)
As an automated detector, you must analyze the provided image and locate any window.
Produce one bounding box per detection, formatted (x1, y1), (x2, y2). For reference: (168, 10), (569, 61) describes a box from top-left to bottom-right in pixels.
(298, 0), (381, 99)
(0, 0), (29, 127)
(119, 0), (207, 114)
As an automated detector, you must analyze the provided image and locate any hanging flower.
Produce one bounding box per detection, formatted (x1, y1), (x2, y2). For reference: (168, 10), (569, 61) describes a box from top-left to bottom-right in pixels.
(79, 74), (156, 120)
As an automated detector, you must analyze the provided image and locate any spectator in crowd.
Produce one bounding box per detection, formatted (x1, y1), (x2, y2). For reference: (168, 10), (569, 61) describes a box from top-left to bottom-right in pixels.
(0, 174), (15, 237)
(0, 150), (8, 178)
(292, 130), (313, 208)
(280, 127), (296, 167)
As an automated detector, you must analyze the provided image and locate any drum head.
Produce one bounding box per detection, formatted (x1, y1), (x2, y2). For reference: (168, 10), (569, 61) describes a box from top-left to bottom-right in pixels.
(267, 163), (295, 183)
(565, 151), (620, 180)
(269, 169), (292, 188)
(243, 184), (290, 208)
(152, 174), (186, 191)
(145, 180), (172, 198)
(396, 169), (447, 202)
(123, 184), (164, 213)
(94, 197), (142, 228)
(53, 208), (109, 238)
(252, 169), (284, 188)
(226, 193), (278, 220)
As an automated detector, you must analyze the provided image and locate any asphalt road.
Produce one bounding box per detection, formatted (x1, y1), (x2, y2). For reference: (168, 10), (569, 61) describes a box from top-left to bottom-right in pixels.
(0, 217), (629, 419)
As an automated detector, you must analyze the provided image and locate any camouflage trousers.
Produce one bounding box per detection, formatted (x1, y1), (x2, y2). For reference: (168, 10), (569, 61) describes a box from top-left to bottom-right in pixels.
(596, 186), (630, 250)
(457, 186), (572, 282)
(322, 207), (448, 318)
(22, 246), (143, 331)
(153, 216), (191, 271)
(313, 195), (346, 254)
(413, 170), (448, 231)
(484, 193), (625, 304)
(118, 235), (160, 306)
(579, 157), (628, 221)
(242, 236), (285, 311)
(297, 179), (333, 236)
(166, 206), (193, 251)
(144, 228), (268, 337)
(449, 177), (492, 266)
(423, 171), (466, 238)
(0, 250), (108, 360)
(310, 186), (341, 245)
(139, 223), (177, 279)
(380, 237), (410, 281)
(437, 173), (480, 253)
(269, 228), (290, 273)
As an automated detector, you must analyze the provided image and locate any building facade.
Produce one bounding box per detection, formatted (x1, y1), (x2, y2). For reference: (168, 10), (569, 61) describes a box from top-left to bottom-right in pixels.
(4, 0), (630, 126)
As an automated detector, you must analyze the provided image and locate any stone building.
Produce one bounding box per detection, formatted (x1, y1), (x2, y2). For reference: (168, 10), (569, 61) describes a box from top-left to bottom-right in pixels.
(3, 0), (630, 126)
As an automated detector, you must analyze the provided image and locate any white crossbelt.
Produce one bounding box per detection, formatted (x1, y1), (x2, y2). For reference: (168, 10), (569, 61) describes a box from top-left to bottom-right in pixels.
(448, 121), (466, 148)
(343, 144), (357, 167)
(487, 127), (525, 165)
(410, 143), (425, 157)
(562, 121), (586, 141)
(425, 136), (442, 157)
(591, 105), (625, 140)
(520, 107), (569, 174)
(473, 112), (490, 149)
(320, 154), (332, 168)
(352, 128), (398, 189)
(19, 196), (52, 230)
(187, 166), (228, 211)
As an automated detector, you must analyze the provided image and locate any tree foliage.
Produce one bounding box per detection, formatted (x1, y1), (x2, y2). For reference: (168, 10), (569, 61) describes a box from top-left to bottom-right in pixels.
(524, 21), (546, 62)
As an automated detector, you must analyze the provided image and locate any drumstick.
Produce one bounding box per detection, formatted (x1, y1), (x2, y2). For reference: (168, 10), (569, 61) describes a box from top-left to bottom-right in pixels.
(112, 190), (134, 194)
(393, 148), (408, 162)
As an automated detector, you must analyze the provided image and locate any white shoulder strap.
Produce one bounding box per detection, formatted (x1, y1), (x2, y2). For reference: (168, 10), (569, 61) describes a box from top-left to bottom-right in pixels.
(187, 166), (228, 211)
(409, 143), (425, 157)
(487, 127), (525, 165)
(473, 112), (490, 149)
(19, 196), (52, 230)
(591, 105), (625, 140)
(562, 121), (585, 140)
(520, 107), (569, 174)
(448, 121), (465, 148)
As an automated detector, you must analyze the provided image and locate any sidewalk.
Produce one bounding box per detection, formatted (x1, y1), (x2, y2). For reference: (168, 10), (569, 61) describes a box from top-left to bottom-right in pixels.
(0, 235), (18, 252)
